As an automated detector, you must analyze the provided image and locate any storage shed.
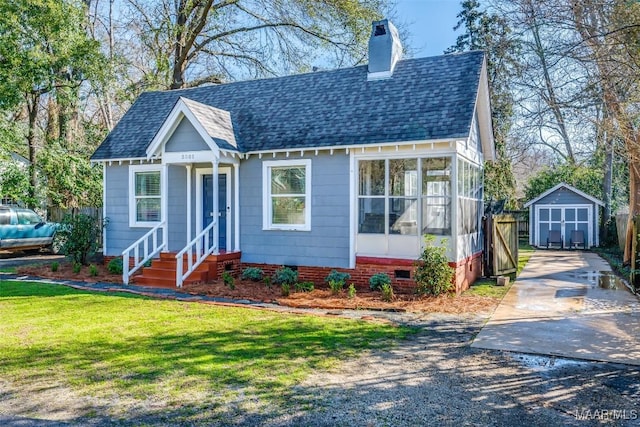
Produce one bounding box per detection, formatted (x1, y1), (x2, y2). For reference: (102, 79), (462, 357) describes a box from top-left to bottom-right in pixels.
(524, 183), (604, 249)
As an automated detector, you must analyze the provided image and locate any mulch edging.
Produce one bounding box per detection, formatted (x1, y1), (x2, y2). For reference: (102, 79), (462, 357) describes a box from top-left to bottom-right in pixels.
(0, 273), (402, 324)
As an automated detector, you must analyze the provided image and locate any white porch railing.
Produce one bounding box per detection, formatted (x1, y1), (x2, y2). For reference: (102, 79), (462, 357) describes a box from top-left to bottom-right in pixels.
(122, 221), (166, 284)
(175, 221), (217, 288)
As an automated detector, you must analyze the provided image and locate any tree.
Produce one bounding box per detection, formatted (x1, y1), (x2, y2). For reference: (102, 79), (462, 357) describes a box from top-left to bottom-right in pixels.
(0, 0), (103, 206)
(524, 164), (603, 202)
(447, 0), (519, 207)
(570, 0), (640, 262)
(116, 0), (388, 90)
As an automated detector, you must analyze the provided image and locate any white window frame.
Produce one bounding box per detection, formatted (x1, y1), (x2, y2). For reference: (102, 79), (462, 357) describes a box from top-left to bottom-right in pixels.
(129, 164), (163, 228)
(262, 159), (312, 231)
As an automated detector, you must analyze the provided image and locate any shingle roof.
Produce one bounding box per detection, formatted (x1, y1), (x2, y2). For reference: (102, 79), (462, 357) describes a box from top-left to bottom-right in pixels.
(180, 97), (238, 151)
(91, 51), (485, 160)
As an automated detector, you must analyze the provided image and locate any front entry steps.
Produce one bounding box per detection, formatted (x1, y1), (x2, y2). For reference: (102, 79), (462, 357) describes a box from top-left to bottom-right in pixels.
(132, 251), (242, 288)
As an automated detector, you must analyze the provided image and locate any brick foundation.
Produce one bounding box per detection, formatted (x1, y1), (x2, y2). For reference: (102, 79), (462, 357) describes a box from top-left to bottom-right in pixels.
(105, 251), (483, 294)
(243, 252), (483, 294)
(449, 252), (483, 294)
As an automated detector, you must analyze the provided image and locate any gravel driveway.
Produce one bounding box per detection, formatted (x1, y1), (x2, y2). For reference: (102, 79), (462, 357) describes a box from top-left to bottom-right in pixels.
(1, 311), (638, 426)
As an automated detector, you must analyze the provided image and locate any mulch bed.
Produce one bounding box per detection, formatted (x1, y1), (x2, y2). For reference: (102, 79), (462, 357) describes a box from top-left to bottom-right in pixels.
(15, 262), (499, 314)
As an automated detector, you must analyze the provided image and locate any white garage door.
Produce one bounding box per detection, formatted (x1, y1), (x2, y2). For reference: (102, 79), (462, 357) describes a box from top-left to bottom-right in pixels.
(536, 205), (592, 248)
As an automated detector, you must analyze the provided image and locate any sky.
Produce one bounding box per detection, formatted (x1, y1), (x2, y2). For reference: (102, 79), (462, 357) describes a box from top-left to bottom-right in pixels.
(394, 0), (464, 57)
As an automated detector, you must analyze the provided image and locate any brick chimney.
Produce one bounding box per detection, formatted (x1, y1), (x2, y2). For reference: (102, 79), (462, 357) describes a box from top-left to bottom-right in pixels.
(367, 19), (402, 80)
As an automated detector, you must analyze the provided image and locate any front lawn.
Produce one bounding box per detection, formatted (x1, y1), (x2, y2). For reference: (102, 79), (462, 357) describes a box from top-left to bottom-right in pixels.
(0, 280), (411, 422)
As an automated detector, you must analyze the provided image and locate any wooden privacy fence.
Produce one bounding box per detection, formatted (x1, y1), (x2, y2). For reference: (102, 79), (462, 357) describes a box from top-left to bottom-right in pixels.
(484, 214), (519, 277)
(629, 215), (640, 290)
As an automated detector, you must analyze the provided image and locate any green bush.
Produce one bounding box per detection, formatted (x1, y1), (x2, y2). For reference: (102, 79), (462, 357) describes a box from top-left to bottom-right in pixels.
(294, 281), (314, 292)
(56, 213), (104, 265)
(89, 264), (99, 277)
(263, 276), (272, 288)
(222, 271), (235, 290)
(380, 283), (394, 302)
(272, 267), (298, 285)
(107, 257), (123, 275)
(72, 262), (82, 274)
(347, 283), (356, 299)
(369, 273), (391, 291)
(328, 280), (344, 295)
(281, 283), (290, 297)
(51, 262), (59, 272)
(414, 235), (454, 296)
(241, 267), (264, 282)
(325, 270), (350, 285)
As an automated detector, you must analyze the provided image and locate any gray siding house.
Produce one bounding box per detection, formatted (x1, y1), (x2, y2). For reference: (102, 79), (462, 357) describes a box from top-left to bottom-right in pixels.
(91, 20), (496, 292)
(525, 183), (604, 249)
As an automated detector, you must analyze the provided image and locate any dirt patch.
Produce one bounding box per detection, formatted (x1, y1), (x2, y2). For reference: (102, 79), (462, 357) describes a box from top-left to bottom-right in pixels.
(183, 280), (499, 314)
(15, 263), (499, 314)
(17, 262), (123, 284)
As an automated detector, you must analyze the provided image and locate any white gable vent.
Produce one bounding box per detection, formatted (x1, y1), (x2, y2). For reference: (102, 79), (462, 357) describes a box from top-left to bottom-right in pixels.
(367, 19), (402, 81)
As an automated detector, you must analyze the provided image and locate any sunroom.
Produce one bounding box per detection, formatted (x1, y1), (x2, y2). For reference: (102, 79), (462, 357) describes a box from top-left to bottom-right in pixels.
(354, 143), (484, 265)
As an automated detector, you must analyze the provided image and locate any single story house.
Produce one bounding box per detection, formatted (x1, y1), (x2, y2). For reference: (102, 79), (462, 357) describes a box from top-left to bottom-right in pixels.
(91, 19), (495, 293)
(524, 182), (604, 249)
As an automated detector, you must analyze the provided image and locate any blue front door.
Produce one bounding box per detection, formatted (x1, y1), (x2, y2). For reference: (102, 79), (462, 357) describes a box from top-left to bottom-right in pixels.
(203, 174), (227, 250)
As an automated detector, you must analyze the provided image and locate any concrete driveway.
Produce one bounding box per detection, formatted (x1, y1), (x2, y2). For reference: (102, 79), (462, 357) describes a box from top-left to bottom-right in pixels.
(472, 250), (640, 365)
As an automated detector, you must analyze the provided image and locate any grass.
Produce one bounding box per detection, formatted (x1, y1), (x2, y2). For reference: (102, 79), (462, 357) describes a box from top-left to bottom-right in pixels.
(0, 280), (412, 419)
(0, 266), (17, 273)
(465, 240), (535, 299)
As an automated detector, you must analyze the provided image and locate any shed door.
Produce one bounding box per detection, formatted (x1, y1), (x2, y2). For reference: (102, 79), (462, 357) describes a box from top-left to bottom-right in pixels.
(536, 205), (592, 248)
(563, 207), (590, 247)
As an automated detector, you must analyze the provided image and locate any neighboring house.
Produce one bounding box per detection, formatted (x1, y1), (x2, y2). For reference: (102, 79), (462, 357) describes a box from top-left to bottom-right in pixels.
(525, 182), (604, 249)
(91, 19), (495, 293)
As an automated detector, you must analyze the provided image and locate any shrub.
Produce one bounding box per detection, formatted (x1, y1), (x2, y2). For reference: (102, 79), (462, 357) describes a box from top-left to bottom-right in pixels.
(294, 281), (314, 292)
(263, 276), (272, 288)
(107, 257), (123, 275)
(369, 273), (391, 291)
(72, 262), (82, 274)
(222, 271), (235, 290)
(89, 264), (99, 277)
(281, 283), (290, 297)
(347, 283), (356, 299)
(414, 235), (454, 296)
(51, 262), (59, 272)
(328, 280), (344, 295)
(56, 213), (104, 265)
(380, 283), (394, 302)
(325, 270), (350, 285)
(272, 267), (298, 285)
(241, 267), (264, 282)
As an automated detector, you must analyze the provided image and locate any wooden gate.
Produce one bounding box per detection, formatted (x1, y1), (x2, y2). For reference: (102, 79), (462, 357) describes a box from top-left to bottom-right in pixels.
(484, 214), (519, 276)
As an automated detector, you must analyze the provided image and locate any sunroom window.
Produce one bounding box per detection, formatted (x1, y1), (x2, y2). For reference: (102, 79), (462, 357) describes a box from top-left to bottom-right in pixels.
(358, 157), (452, 236)
(457, 158), (482, 235)
(422, 157), (451, 235)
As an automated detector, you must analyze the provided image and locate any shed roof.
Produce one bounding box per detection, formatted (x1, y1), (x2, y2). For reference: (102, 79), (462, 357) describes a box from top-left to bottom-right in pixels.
(92, 51), (486, 160)
(524, 183), (604, 208)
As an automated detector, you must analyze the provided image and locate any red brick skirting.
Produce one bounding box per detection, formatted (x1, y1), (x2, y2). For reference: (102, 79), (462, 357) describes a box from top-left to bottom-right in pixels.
(243, 252), (483, 294)
(106, 251), (483, 294)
